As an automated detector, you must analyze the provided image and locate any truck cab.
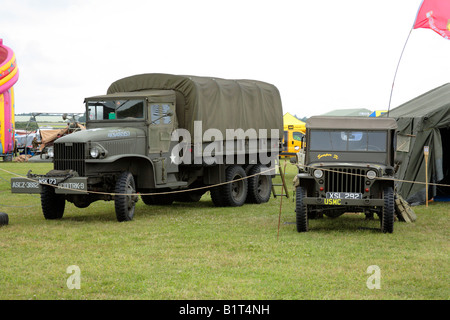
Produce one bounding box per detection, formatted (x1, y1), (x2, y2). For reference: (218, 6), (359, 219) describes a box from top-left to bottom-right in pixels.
(293, 116), (398, 233)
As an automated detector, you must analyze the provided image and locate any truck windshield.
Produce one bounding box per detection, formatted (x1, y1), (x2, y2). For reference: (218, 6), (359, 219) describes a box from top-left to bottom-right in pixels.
(309, 130), (387, 152)
(87, 100), (144, 120)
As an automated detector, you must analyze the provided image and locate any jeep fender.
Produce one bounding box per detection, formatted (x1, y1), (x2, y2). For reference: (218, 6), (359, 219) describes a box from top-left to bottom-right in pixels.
(293, 173), (314, 188)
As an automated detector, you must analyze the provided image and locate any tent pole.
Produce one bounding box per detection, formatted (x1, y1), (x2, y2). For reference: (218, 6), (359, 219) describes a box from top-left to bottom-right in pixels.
(387, 0), (424, 115)
(387, 28), (413, 116)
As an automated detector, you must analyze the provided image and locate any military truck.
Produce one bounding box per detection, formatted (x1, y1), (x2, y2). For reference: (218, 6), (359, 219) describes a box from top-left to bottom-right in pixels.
(11, 74), (283, 222)
(293, 116), (398, 233)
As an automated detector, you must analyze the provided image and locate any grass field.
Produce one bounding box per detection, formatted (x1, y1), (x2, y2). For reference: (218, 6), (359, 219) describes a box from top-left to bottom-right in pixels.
(0, 161), (448, 300)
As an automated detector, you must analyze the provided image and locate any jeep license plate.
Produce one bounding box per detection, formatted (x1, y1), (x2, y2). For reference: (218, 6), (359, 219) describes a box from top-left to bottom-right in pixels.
(326, 192), (362, 200)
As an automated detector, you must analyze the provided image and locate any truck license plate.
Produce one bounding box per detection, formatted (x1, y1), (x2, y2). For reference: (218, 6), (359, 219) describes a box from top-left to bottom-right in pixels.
(326, 192), (362, 200)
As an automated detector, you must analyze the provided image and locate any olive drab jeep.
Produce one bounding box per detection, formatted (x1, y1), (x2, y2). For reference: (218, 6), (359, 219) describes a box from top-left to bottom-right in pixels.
(293, 116), (398, 233)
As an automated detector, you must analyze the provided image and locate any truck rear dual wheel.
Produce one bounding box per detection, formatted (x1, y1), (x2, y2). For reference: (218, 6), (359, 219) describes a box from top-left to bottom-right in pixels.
(41, 185), (66, 220)
(115, 172), (139, 222)
(246, 164), (272, 204)
(211, 165), (248, 207)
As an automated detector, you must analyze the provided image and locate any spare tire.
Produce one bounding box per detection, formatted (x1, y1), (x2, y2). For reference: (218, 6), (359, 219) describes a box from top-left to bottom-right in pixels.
(0, 212), (9, 226)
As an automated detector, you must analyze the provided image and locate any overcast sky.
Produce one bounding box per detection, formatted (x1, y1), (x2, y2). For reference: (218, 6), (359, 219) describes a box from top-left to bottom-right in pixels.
(1, 0), (449, 118)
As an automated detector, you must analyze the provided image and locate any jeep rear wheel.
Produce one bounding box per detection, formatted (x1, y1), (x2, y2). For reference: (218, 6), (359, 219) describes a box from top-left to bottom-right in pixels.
(295, 186), (308, 232)
(115, 172), (138, 222)
(41, 185), (65, 219)
(381, 186), (394, 233)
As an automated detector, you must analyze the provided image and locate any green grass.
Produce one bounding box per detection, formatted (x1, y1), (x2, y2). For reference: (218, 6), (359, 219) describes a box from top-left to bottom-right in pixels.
(0, 161), (448, 300)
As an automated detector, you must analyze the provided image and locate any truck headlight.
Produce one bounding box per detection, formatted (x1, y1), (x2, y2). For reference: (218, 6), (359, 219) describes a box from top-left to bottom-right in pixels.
(366, 170), (377, 180)
(90, 147), (100, 158)
(313, 169), (324, 179)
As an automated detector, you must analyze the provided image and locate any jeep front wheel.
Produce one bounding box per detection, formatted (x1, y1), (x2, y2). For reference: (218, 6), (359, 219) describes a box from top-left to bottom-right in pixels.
(295, 186), (308, 232)
(381, 186), (394, 233)
(115, 172), (138, 222)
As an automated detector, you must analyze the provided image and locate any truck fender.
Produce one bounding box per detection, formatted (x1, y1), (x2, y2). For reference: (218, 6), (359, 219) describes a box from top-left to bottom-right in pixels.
(87, 154), (156, 189)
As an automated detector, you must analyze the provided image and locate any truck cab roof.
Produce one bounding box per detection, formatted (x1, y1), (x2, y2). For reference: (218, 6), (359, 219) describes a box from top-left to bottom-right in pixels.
(84, 90), (176, 104)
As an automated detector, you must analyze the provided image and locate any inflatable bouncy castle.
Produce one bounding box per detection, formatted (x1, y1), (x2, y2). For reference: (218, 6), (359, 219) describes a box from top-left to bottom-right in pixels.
(0, 39), (19, 160)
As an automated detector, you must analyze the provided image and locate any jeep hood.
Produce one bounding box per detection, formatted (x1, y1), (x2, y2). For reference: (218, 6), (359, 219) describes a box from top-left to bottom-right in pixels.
(55, 127), (145, 143)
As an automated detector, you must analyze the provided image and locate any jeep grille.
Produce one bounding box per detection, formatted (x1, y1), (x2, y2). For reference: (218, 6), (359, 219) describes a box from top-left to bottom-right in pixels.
(54, 143), (86, 176)
(324, 168), (367, 193)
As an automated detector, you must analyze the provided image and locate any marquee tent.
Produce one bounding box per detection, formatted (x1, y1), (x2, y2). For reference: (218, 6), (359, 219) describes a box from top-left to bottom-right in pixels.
(283, 112), (305, 133)
(386, 83), (450, 204)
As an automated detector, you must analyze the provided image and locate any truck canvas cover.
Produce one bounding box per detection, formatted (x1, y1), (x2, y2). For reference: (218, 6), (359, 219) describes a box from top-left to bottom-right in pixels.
(107, 73), (283, 138)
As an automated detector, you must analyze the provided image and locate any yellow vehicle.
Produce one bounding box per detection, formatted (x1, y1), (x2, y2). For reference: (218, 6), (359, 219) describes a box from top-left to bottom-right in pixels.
(281, 113), (306, 157)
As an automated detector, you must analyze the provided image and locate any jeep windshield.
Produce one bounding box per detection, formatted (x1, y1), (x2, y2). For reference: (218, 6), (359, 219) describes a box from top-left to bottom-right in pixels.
(87, 100), (144, 121)
(309, 130), (387, 152)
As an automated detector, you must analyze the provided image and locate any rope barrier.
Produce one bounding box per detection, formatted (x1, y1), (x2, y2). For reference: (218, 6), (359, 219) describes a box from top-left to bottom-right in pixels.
(0, 165), (278, 197)
(1, 161), (450, 199)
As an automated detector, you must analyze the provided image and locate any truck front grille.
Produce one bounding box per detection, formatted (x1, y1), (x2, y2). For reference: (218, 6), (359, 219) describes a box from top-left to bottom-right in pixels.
(54, 143), (86, 176)
(324, 168), (366, 193)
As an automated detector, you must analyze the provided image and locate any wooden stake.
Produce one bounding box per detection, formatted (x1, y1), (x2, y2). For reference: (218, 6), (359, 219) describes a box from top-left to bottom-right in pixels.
(424, 146), (429, 207)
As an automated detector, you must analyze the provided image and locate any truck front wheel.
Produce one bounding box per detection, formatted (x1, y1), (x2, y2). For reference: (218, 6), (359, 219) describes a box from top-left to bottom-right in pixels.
(115, 172), (138, 222)
(41, 185), (65, 219)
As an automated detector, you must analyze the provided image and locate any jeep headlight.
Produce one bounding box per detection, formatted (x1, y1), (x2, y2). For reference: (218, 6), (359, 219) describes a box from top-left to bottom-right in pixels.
(313, 169), (324, 179)
(90, 147), (100, 159)
(366, 170), (377, 180)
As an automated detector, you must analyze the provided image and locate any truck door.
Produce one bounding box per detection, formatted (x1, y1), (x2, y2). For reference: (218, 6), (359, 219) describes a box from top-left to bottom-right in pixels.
(148, 102), (176, 154)
(148, 102), (177, 185)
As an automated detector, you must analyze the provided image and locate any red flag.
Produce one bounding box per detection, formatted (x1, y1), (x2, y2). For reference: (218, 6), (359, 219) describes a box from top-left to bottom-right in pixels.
(413, 0), (450, 39)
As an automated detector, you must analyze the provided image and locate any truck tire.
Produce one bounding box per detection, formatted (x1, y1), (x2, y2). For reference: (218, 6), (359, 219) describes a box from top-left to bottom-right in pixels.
(115, 172), (138, 222)
(211, 165), (248, 207)
(0, 212), (9, 226)
(41, 185), (65, 220)
(295, 186), (308, 232)
(381, 186), (394, 233)
(246, 164), (272, 204)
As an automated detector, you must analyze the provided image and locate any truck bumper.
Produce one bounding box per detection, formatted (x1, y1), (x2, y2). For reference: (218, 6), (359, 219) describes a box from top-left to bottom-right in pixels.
(303, 197), (385, 207)
(11, 176), (88, 194)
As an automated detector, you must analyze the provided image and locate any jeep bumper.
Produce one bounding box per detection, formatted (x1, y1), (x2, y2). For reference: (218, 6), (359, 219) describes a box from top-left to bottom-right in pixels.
(303, 197), (385, 207)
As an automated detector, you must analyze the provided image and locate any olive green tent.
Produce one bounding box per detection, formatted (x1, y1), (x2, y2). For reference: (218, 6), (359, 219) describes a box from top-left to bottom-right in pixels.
(386, 83), (450, 205)
(107, 73), (283, 139)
